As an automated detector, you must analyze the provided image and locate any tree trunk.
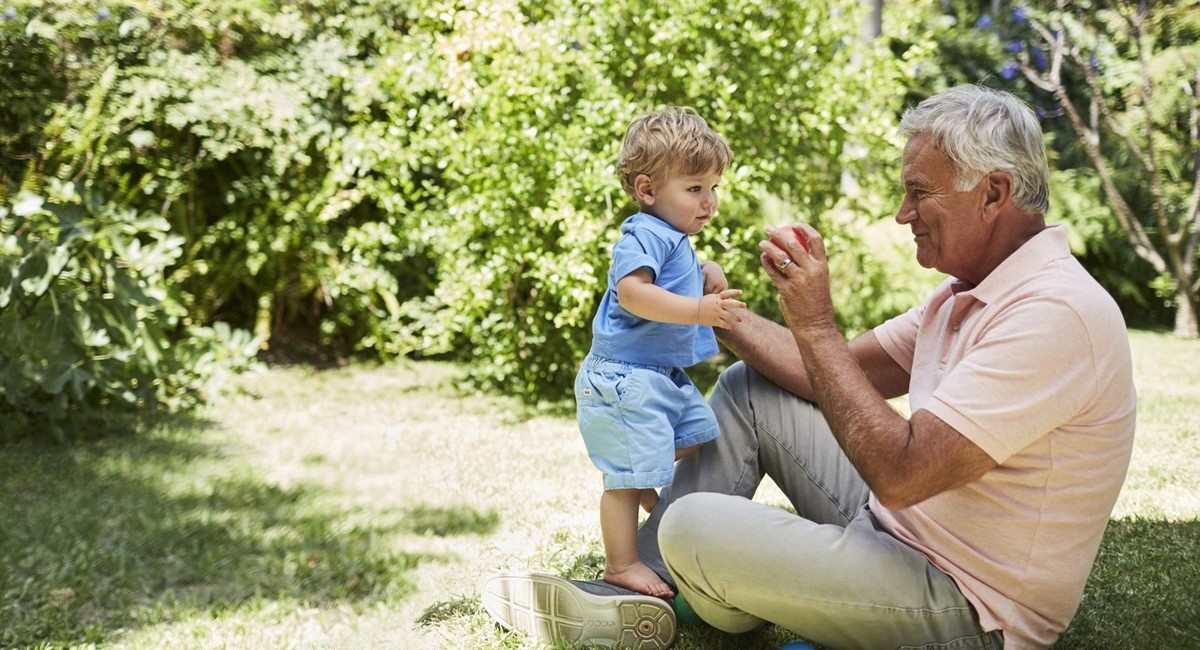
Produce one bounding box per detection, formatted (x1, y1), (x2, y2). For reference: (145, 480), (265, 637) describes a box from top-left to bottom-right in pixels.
(862, 0), (882, 39)
(840, 0), (883, 196)
(1174, 289), (1199, 339)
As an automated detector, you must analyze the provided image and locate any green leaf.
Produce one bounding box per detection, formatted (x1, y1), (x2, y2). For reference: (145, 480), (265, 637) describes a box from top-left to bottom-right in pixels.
(0, 263), (13, 309)
(45, 366), (75, 395)
(17, 251), (52, 297)
(12, 193), (44, 217)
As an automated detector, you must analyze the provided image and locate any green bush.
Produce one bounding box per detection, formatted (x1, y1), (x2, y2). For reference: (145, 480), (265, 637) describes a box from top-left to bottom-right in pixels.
(0, 182), (260, 437)
(2, 0), (936, 417)
(327, 0), (919, 401)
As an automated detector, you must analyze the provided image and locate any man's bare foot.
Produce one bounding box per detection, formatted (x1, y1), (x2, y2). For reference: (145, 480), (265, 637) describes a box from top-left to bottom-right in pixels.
(604, 560), (674, 599)
(640, 489), (659, 513)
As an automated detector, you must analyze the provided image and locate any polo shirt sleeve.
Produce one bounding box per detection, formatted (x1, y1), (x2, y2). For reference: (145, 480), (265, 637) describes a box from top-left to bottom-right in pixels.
(924, 298), (1098, 463)
(610, 227), (672, 283)
(874, 304), (923, 373)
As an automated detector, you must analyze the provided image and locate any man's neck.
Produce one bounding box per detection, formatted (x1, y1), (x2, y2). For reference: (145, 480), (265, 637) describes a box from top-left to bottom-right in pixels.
(964, 213), (1048, 286)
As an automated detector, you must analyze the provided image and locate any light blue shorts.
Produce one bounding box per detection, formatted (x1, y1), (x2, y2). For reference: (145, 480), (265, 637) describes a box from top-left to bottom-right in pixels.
(575, 354), (720, 490)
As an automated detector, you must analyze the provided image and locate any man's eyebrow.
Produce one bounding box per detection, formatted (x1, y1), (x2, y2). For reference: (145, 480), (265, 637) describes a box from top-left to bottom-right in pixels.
(904, 178), (927, 189)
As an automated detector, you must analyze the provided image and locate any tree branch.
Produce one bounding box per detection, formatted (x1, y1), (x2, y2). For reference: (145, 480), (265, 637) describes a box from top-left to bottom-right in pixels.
(1026, 5), (1164, 272)
(1056, 85), (1165, 272)
(1067, 37), (1149, 172)
(1122, 1), (1174, 248)
(1185, 64), (1200, 287)
(1020, 16), (1064, 93)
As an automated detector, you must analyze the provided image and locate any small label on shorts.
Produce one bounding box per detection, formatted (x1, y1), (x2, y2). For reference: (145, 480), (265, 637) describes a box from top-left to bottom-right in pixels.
(581, 388), (592, 397)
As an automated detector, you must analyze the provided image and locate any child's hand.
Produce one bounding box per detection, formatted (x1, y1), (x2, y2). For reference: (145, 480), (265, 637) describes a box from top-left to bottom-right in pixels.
(701, 262), (729, 294)
(697, 289), (746, 329)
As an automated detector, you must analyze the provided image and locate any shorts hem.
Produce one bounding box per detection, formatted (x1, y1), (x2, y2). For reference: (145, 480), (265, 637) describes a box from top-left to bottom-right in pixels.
(603, 469), (674, 490)
(676, 425), (719, 449)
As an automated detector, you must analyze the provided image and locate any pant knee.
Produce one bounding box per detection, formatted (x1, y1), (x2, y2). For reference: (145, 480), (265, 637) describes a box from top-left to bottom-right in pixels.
(659, 493), (702, 558)
(660, 493), (767, 634)
(659, 492), (731, 564)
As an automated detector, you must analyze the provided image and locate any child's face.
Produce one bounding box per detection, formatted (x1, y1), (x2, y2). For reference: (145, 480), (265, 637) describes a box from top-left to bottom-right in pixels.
(639, 168), (723, 235)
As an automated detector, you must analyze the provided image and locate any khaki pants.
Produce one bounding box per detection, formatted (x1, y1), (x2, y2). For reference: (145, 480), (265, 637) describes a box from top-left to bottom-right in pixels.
(637, 362), (1005, 650)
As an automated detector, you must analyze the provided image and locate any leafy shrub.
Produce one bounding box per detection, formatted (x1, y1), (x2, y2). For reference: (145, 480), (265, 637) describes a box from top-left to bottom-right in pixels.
(324, 0), (918, 401)
(1, 0), (934, 416)
(0, 182), (260, 437)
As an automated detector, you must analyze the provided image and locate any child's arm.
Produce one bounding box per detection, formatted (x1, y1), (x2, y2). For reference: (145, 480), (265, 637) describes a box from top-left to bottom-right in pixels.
(617, 269), (745, 329)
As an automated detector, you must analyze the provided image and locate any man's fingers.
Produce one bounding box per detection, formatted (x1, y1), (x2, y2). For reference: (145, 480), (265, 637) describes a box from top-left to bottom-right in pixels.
(792, 223), (824, 257)
(760, 252), (783, 278)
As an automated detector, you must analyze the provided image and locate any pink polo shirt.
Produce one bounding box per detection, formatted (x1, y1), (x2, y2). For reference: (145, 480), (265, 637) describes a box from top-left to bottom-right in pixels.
(872, 225), (1136, 649)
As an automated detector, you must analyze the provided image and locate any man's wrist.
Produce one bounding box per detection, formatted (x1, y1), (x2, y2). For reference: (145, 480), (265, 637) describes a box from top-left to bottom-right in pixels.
(791, 318), (841, 351)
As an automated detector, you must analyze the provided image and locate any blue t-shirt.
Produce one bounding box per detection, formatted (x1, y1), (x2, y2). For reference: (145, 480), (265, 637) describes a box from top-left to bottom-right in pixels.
(589, 212), (719, 367)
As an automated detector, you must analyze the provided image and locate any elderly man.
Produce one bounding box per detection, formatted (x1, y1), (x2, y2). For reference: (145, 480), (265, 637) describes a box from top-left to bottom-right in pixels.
(483, 84), (1136, 650)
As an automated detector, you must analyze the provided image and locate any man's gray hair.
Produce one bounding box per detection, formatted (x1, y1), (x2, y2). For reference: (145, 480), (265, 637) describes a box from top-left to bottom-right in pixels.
(900, 85), (1050, 214)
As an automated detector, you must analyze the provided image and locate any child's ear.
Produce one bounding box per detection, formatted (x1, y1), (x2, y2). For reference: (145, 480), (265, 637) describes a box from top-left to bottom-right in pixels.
(633, 174), (656, 206)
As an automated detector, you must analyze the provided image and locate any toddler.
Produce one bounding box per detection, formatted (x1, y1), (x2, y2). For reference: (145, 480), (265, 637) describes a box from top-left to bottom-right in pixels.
(576, 107), (744, 597)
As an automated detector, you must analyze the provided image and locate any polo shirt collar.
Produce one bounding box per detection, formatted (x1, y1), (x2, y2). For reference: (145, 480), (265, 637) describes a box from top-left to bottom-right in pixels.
(956, 224), (1070, 305)
(622, 211), (688, 240)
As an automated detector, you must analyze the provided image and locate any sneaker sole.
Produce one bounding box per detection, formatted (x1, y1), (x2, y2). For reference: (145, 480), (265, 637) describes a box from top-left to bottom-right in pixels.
(481, 572), (677, 649)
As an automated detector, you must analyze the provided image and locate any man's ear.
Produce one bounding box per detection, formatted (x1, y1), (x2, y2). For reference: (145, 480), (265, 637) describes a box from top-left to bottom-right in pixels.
(633, 174), (656, 206)
(982, 171), (1013, 221)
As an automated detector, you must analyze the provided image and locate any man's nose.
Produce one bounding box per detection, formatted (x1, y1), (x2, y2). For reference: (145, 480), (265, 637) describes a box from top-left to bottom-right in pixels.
(895, 197), (915, 224)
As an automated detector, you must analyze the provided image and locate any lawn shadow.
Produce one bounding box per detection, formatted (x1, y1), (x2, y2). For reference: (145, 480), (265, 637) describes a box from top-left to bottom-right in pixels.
(0, 412), (443, 648)
(399, 504), (500, 537)
(1057, 516), (1200, 648)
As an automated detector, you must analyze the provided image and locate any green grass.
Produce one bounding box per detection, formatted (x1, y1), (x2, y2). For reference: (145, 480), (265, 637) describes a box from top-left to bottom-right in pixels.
(1, 330), (1197, 649)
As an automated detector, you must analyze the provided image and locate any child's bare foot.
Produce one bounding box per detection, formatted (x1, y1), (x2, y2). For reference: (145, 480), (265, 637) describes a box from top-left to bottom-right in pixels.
(639, 489), (659, 513)
(604, 560), (674, 599)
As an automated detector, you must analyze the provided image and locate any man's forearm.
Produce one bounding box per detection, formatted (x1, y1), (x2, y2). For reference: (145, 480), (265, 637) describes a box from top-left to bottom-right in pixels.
(717, 310), (816, 401)
(723, 309), (942, 505)
(792, 324), (910, 494)
(792, 324), (996, 509)
(753, 223), (997, 508)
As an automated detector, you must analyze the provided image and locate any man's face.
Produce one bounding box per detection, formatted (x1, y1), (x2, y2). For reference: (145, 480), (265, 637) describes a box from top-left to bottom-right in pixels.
(895, 133), (988, 278)
(641, 168), (722, 235)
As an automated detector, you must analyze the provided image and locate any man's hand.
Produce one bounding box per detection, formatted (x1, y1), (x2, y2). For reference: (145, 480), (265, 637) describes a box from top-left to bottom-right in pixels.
(697, 290), (746, 329)
(700, 261), (729, 294)
(759, 224), (836, 337)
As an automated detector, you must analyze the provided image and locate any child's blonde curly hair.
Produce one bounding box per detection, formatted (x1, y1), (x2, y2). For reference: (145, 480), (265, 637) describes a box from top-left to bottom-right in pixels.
(617, 107), (732, 202)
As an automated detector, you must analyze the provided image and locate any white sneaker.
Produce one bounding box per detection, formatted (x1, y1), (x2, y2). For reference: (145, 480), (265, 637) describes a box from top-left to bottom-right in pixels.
(481, 572), (677, 648)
